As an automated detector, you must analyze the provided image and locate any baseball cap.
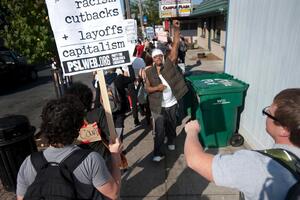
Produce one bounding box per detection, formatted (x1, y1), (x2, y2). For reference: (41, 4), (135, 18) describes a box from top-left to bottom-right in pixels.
(151, 48), (164, 58)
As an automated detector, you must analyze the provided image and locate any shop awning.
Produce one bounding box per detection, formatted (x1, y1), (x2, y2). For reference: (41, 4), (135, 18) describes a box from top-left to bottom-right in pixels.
(191, 0), (228, 16)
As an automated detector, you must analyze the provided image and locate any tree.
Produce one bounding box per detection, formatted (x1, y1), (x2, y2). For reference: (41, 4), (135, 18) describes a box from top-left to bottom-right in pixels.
(130, 0), (161, 27)
(143, 0), (161, 26)
(0, 0), (56, 64)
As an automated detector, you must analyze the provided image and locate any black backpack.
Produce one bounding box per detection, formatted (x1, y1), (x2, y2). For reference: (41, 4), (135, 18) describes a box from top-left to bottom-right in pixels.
(107, 80), (121, 113)
(257, 148), (300, 200)
(24, 149), (92, 200)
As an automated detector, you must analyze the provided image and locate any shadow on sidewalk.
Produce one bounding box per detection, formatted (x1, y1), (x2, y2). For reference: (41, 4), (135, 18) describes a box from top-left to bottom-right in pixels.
(120, 125), (184, 199)
(124, 119), (152, 155)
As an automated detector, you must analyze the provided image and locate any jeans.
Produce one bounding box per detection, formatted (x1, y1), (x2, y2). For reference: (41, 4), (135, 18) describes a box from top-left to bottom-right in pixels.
(152, 104), (177, 156)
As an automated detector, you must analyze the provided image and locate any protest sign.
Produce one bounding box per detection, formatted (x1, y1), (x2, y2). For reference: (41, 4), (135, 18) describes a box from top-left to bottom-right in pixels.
(45, 0), (131, 76)
(125, 19), (138, 43)
(124, 19), (138, 57)
(145, 27), (155, 40)
(157, 31), (169, 43)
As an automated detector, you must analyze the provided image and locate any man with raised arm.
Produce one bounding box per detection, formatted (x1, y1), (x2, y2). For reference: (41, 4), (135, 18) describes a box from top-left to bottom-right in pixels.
(145, 20), (188, 162)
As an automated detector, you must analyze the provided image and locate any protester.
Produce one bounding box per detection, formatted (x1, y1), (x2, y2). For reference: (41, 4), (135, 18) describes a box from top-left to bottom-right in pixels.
(64, 82), (110, 158)
(105, 68), (132, 141)
(145, 20), (188, 162)
(16, 96), (122, 200)
(124, 59), (146, 126)
(178, 36), (187, 63)
(184, 88), (300, 200)
(138, 54), (153, 126)
(134, 39), (144, 58)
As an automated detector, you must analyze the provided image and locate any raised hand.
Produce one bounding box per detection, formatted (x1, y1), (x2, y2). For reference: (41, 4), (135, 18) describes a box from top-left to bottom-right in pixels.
(173, 20), (180, 29)
(185, 120), (201, 136)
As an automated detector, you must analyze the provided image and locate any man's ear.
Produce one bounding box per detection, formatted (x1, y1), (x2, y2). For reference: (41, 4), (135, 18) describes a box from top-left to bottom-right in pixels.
(279, 126), (291, 137)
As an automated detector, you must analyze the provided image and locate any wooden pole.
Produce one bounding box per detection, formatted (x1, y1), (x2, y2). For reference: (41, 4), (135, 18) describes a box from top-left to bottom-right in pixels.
(96, 70), (128, 169)
(96, 70), (117, 141)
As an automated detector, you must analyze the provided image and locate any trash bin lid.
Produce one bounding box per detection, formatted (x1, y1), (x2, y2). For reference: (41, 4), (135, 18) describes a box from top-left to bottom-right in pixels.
(191, 78), (248, 95)
(0, 115), (34, 141)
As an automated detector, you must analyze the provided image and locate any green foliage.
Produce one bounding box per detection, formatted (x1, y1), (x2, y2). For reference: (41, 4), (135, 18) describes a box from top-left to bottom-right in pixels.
(130, 0), (161, 26)
(143, 0), (161, 25)
(0, 0), (56, 64)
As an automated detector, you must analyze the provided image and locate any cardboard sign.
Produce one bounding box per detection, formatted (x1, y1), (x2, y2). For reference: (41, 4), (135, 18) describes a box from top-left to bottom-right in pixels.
(45, 0), (131, 76)
(78, 122), (102, 143)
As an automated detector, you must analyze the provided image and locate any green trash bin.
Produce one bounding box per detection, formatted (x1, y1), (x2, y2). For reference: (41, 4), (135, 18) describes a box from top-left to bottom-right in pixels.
(185, 73), (249, 148)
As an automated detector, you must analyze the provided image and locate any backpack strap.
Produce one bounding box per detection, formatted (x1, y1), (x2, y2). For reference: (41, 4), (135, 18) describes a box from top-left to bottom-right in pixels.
(256, 148), (300, 179)
(30, 151), (49, 172)
(61, 148), (93, 172)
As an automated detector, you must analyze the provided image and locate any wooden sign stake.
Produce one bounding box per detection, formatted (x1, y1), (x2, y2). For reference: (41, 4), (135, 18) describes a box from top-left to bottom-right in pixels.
(96, 70), (117, 142)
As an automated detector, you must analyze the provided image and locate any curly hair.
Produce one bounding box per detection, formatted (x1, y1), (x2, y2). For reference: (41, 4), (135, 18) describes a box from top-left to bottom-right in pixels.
(273, 88), (300, 147)
(40, 96), (84, 146)
(64, 82), (93, 111)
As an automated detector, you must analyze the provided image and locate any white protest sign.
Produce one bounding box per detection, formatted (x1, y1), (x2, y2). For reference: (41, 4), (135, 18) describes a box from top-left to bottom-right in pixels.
(157, 31), (168, 43)
(124, 19), (137, 58)
(45, 0), (131, 76)
(145, 27), (155, 40)
(125, 19), (137, 43)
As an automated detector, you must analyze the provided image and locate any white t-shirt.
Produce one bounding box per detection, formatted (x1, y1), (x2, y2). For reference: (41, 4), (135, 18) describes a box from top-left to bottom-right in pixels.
(159, 74), (177, 108)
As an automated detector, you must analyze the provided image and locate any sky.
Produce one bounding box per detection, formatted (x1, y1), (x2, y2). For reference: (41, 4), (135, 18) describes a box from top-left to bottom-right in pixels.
(192, 0), (203, 5)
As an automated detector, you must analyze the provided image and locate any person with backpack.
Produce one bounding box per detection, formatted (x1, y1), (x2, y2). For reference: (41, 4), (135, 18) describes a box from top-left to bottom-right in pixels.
(184, 88), (300, 200)
(105, 68), (132, 141)
(16, 96), (122, 200)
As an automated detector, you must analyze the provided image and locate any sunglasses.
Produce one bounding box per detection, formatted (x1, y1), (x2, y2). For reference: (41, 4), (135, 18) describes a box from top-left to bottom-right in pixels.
(262, 106), (280, 123)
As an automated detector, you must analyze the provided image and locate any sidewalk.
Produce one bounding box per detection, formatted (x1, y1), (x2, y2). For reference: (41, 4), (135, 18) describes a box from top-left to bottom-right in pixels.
(0, 49), (244, 199)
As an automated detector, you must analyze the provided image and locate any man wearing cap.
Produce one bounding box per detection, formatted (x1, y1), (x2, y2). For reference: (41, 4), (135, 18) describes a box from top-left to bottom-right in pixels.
(145, 20), (188, 162)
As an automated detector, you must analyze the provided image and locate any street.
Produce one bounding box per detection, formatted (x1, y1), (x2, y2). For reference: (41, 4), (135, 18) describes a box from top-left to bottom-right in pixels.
(0, 67), (94, 133)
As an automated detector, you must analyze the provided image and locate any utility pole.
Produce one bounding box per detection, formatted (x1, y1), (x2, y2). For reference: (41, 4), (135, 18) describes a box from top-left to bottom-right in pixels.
(138, 0), (145, 37)
(124, 0), (131, 19)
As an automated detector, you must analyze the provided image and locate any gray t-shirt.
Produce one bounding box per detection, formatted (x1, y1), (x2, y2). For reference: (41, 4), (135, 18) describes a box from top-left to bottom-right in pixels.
(212, 144), (300, 200)
(17, 145), (112, 196)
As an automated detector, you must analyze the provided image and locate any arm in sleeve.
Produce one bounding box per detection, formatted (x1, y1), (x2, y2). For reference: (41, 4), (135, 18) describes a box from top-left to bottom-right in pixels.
(16, 156), (37, 197)
(80, 152), (119, 200)
(212, 150), (264, 191)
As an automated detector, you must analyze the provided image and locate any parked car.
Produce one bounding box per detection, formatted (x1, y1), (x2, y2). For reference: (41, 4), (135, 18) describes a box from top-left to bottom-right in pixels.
(0, 51), (38, 85)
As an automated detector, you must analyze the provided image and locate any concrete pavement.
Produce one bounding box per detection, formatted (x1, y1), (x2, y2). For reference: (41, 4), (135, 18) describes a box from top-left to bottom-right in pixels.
(0, 48), (245, 199)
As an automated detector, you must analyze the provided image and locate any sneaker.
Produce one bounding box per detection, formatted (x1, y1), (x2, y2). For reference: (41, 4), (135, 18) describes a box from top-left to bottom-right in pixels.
(152, 156), (165, 162)
(168, 145), (175, 151)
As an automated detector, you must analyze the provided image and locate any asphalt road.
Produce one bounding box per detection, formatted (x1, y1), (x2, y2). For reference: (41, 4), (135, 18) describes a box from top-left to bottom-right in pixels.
(0, 67), (94, 133)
